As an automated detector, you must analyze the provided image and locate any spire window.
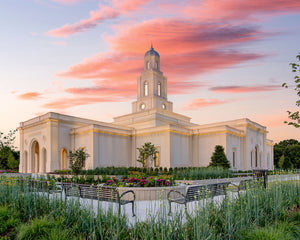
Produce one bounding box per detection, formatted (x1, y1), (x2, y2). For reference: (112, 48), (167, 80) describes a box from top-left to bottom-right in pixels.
(144, 81), (148, 96)
(158, 82), (161, 96)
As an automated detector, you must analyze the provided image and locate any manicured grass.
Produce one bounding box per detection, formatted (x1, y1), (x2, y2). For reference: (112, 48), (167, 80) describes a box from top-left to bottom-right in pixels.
(0, 177), (299, 239)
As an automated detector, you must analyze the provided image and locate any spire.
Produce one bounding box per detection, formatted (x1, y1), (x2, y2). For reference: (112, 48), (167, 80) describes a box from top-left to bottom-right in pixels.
(151, 42), (153, 50)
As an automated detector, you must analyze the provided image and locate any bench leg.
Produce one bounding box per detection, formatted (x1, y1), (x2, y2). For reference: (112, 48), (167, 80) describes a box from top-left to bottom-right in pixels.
(132, 202), (135, 217)
(168, 200), (172, 216)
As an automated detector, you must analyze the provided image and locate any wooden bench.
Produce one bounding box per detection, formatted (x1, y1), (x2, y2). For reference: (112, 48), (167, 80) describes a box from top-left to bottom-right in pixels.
(62, 183), (135, 216)
(167, 182), (230, 216)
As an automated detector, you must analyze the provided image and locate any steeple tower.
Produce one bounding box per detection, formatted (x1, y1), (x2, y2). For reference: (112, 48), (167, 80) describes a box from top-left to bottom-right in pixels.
(132, 45), (173, 113)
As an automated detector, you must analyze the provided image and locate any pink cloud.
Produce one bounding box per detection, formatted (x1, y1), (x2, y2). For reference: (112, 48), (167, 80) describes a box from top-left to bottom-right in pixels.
(184, 0), (300, 21)
(46, 0), (149, 37)
(46, 17), (266, 109)
(42, 96), (121, 110)
(112, 0), (149, 12)
(47, 6), (119, 37)
(18, 92), (42, 100)
(210, 85), (281, 93)
(183, 98), (228, 110)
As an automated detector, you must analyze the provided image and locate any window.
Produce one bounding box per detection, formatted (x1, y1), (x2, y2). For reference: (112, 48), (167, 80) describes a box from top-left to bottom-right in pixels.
(155, 151), (160, 167)
(255, 146), (258, 167)
(140, 103), (146, 110)
(147, 61), (150, 69)
(61, 148), (67, 170)
(158, 82), (161, 96)
(144, 81), (148, 96)
(233, 151), (236, 168)
(232, 148), (237, 168)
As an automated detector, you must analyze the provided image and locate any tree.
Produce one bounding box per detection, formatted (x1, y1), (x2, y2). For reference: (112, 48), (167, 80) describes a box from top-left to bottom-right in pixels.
(137, 142), (158, 168)
(209, 145), (231, 169)
(282, 52), (300, 128)
(274, 139), (300, 169)
(7, 151), (19, 169)
(69, 148), (90, 175)
(0, 129), (18, 170)
(278, 155), (285, 169)
(284, 144), (300, 169)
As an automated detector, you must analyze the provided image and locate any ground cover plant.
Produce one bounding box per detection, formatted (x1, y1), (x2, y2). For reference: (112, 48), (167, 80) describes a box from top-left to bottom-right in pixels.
(0, 176), (299, 239)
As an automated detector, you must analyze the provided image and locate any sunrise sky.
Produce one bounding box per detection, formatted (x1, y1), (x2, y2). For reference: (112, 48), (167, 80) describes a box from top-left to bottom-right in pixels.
(1, 0), (300, 148)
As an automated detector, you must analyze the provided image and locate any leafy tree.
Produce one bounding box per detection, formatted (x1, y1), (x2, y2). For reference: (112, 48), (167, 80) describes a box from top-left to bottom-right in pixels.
(209, 145), (231, 169)
(137, 142), (158, 168)
(284, 144), (300, 169)
(7, 151), (19, 169)
(274, 139), (300, 168)
(278, 155), (285, 169)
(0, 129), (18, 170)
(69, 148), (90, 175)
(282, 52), (300, 128)
(282, 157), (293, 169)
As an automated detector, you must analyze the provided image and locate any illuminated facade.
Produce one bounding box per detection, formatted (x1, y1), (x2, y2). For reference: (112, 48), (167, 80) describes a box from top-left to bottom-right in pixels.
(18, 46), (274, 173)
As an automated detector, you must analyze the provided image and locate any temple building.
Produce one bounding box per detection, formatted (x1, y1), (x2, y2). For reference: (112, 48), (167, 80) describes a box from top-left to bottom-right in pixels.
(18, 46), (274, 173)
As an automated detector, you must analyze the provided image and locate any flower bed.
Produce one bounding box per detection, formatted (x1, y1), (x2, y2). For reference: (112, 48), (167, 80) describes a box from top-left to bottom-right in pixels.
(105, 173), (174, 187)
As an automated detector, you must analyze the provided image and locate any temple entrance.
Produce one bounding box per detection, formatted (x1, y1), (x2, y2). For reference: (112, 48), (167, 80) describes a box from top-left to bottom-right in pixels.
(31, 141), (39, 173)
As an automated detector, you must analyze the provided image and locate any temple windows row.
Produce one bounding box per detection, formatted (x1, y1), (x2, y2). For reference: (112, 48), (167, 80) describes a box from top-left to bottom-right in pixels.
(143, 81), (162, 97)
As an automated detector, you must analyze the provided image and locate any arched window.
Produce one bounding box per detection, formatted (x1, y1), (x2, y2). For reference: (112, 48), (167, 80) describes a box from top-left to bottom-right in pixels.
(155, 151), (160, 167)
(147, 61), (150, 69)
(31, 140), (39, 173)
(255, 146), (258, 167)
(158, 82), (161, 96)
(232, 148), (237, 168)
(61, 148), (67, 170)
(144, 81), (148, 96)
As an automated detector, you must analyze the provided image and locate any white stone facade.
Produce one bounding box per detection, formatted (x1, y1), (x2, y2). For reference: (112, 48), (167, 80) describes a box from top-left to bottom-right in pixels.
(18, 46), (274, 173)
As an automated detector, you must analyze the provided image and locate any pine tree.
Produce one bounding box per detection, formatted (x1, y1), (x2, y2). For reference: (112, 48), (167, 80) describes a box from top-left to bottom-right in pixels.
(209, 145), (231, 169)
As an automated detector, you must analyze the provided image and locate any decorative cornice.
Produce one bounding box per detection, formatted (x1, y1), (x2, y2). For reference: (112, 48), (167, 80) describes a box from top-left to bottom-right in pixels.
(196, 130), (245, 138)
(73, 129), (131, 137)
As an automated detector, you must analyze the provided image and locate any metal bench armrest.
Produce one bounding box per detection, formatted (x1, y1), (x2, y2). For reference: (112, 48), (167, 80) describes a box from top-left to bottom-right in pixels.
(120, 190), (136, 201)
(167, 190), (186, 200)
